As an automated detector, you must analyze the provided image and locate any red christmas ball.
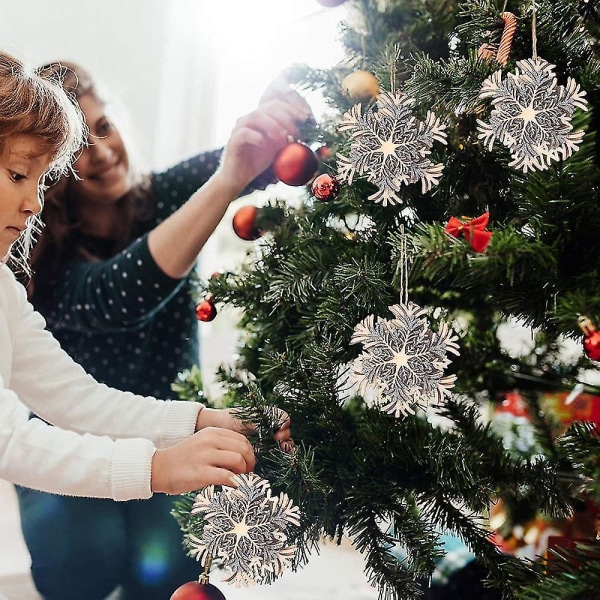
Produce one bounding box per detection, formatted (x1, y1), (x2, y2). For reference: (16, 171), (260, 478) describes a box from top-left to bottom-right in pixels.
(170, 581), (226, 600)
(273, 142), (319, 186)
(232, 205), (261, 241)
(195, 297), (217, 322)
(315, 145), (333, 160)
(584, 330), (600, 361)
(311, 173), (340, 201)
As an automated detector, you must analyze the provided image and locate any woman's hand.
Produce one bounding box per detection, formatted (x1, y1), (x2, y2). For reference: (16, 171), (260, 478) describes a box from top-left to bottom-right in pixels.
(150, 427), (256, 494)
(216, 83), (313, 195)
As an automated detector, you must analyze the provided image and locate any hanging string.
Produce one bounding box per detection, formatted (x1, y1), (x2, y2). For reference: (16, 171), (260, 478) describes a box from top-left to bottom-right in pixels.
(199, 554), (213, 585)
(531, 0), (538, 59)
(390, 43), (401, 95)
(398, 224), (409, 306)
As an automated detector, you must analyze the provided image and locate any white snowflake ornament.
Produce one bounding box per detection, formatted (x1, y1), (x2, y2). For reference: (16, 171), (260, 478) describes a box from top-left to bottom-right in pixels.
(350, 302), (459, 417)
(337, 90), (447, 205)
(187, 473), (300, 587)
(477, 58), (588, 173)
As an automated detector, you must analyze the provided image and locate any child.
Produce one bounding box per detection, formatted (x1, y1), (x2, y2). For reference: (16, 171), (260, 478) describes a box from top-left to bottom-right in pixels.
(0, 45), (291, 581)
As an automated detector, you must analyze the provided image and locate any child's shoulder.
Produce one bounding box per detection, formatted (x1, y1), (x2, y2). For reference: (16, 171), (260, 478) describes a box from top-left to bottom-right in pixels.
(0, 264), (27, 306)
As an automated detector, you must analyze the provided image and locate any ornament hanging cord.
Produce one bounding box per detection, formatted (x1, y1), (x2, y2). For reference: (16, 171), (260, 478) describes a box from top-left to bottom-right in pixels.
(390, 43), (401, 95)
(199, 554), (213, 585)
(531, 0), (538, 59)
(396, 224), (409, 306)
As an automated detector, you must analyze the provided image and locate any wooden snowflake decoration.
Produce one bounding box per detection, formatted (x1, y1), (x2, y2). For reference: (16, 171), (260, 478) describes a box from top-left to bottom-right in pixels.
(187, 473), (301, 587)
(477, 58), (588, 173)
(350, 302), (460, 417)
(337, 90), (447, 205)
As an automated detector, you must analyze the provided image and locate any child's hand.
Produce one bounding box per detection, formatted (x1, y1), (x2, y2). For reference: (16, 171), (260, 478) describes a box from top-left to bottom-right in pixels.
(196, 407), (293, 451)
(150, 427), (256, 494)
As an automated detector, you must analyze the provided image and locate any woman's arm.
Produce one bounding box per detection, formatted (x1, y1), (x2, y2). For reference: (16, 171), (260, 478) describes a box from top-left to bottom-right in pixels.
(148, 93), (311, 279)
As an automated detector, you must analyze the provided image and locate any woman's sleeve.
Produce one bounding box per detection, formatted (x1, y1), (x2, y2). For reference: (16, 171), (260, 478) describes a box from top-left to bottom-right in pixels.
(152, 149), (276, 224)
(42, 233), (185, 333)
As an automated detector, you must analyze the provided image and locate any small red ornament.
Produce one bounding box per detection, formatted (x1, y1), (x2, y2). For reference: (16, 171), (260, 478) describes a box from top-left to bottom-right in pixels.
(232, 205), (261, 241)
(195, 296), (217, 322)
(315, 145), (333, 160)
(170, 581), (226, 600)
(311, 173), (340, 201)
(273, 142), (319, 186)
(579, 316), (600, 361)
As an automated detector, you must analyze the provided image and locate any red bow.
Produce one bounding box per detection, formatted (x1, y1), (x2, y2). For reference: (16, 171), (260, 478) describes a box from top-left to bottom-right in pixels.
(445, 212), (492, 253)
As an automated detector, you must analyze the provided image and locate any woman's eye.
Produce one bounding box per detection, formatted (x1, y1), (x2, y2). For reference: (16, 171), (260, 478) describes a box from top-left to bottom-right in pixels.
(97, 120), (112, 136)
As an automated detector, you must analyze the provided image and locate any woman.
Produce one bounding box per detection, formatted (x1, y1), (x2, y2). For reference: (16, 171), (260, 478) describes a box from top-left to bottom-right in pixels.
(17, 61), (308, 600)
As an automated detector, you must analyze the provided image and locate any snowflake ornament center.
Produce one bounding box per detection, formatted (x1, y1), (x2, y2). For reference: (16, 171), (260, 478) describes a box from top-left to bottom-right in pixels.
(350, 302), (460, 418)
(337, 90), (447, 205)
(186, 473), (301, 587)
(380, 138), (399, 155)
(519, 104), (536, 122)
(232, 520), (250, 537)
(477, 57), (588, 173)
(391, 350), (409, 367)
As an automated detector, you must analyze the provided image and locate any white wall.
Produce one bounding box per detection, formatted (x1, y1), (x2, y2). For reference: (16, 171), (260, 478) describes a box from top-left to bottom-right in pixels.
(0, 0), (177, 166)
(0, 0), (346, 169)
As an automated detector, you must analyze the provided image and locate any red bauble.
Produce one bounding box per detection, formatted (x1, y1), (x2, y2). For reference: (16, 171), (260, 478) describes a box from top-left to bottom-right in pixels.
(311, 173), (340, 201)
(584, 330), (600, 361)
(170, 581), (226, 600)
(579, 316), (600, 361)
(195, 297), (217, 322)
(232, 205), (261, 241)
(273, 142), (319, 186)
(316, 0), (346, 5)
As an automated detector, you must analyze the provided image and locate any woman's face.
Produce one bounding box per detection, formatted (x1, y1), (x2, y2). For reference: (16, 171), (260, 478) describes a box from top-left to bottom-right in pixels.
(71, 94), (131, 205)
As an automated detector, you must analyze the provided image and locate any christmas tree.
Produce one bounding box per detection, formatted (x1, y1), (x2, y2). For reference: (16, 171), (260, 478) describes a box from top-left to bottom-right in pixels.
(173, 0), (600, 598)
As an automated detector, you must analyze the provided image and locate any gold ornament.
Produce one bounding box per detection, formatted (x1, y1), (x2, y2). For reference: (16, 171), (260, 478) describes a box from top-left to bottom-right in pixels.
(342, 70), (380, 103)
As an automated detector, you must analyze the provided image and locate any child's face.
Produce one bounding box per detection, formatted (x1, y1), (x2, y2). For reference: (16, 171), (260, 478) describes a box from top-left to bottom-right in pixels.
(0, 135), (49, 261)
(71, 94), (131, 207)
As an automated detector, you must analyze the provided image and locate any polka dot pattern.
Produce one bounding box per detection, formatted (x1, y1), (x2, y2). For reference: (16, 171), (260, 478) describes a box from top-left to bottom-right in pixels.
(38, 150), (223, 398)
(36, 148), (274, 399)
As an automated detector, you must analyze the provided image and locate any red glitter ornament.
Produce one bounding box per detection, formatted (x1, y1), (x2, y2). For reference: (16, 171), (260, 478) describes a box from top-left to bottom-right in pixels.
(579, 316), (600, 361)
(311, 173), (340, 201)
(232, 205), (261, 241)
(273, 142), (319, 186)
(170, 581), (226, 600)
(195, 297), (217, 322)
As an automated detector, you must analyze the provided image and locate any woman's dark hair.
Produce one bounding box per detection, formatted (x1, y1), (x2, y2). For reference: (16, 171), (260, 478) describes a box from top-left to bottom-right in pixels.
(29, 61), (153, 295)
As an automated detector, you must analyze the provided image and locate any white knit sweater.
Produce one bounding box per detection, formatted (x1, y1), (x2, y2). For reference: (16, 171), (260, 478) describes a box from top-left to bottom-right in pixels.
(0, 264), (202, 500)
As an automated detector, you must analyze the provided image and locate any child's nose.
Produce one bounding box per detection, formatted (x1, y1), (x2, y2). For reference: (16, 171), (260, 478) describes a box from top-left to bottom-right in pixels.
(22, 188), (42, 215)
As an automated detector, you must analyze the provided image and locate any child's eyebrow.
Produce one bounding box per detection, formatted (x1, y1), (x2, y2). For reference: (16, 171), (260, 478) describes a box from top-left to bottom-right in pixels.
(9, 149), (47, 160)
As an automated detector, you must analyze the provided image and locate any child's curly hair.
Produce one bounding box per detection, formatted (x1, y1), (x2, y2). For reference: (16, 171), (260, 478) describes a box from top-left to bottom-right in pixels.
(0, 51), (86, 275)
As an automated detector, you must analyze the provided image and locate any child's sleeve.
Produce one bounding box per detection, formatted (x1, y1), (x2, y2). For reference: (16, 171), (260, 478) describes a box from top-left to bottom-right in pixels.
(8, 269), (202, 448)
(0, 383), (155, 499)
